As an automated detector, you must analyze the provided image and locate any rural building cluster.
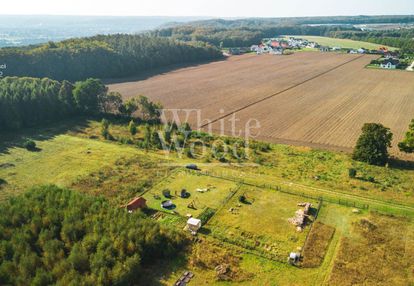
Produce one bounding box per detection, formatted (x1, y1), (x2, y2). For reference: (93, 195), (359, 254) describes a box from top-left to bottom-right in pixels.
(227, 36), (410, 71)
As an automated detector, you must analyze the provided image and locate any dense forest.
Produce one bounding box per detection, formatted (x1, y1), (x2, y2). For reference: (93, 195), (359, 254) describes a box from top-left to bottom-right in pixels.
(0, 34), (223, 81)
(0, 186), (187, 285)
(152, 25), (352, 48)
(0, 76), (161, 131)
(156, 16), (414, 51)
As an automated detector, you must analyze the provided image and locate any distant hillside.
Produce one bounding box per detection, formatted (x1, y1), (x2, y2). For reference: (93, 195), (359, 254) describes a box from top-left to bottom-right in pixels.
(0, 34), (223, 81)
(163, 15), (414, 29)
(0, 15), (209, 47)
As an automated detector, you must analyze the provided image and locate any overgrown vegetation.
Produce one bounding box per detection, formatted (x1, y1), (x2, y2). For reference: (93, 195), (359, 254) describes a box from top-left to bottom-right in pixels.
(301, 222), (335, 268)
(328, 213), (414, 285)
(0, 186), (188, 285)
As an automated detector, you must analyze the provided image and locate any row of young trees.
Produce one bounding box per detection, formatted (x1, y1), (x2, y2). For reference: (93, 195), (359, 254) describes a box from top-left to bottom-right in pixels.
(0, 77), (161, 131)
(0, 35), (223, 81)
(0, 186), (187, 285)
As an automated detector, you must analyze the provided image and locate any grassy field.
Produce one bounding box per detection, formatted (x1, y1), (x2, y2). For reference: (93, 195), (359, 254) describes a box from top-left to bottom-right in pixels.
(142, 171), (239, 217)
(208, 186), (319, 261)
(294, 35), (398, 51)
(1, 119), (414, 285)
(0, 132), (174, 203)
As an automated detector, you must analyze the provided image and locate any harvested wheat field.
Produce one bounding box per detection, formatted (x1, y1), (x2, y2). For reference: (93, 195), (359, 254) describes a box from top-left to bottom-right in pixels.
(108, 52), (414, 156)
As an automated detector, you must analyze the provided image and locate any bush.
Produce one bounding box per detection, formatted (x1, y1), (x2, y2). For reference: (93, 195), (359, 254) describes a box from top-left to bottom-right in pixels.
(0, 178), (6, 186)
(162, 189), (171, 198)
(239, 195), (247, 204)
(23, 140), (36, 151)
(348, 168), (357, 178)
(367, 176), (375, 183)
(128, 120), (137, 136)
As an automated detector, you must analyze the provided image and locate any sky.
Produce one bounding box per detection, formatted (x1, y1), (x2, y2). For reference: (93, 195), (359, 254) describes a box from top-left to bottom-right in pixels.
(0, 0), (413, 17)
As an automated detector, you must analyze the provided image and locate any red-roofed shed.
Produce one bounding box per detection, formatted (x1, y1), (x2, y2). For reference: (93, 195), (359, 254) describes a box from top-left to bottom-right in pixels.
(126, 197), (147, 212)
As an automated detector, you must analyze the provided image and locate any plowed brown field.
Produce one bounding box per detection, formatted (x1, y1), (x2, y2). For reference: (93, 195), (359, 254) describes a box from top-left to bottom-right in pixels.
(108, 52), (414, 156)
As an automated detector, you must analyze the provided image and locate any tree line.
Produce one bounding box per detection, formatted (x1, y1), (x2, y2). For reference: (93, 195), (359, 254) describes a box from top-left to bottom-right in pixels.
(0, 185), (187, 285)
(0, 34), (223, 81)
(154, 20), (414, 52)
(0, 76), (161, 131)
(151, 25), (353, 48)
(331, 30), (414, 53)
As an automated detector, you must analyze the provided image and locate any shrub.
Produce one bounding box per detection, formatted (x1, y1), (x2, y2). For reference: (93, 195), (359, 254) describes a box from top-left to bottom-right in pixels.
(239, 195), (247, 204)
(23, 140), (36, 151)
(348, 168), (357, 178)
(128, 120), (137, 136)
(162, 189), (171, 198)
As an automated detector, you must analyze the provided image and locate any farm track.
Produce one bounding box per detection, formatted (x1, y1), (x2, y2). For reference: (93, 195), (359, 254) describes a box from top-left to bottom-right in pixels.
(109, 52), (414, 157)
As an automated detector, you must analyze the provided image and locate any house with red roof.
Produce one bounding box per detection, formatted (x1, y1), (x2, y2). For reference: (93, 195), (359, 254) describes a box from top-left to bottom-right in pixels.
(126, 197), (147, 212)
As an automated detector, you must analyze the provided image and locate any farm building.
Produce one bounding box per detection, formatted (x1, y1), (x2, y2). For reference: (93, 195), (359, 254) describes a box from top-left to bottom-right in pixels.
(187, 218), (202, 234)
(126, 197), (147, 212)
(228, 48), (241, 55)
(288, 252), (301, 264)
(380, 59), (399, 69)
(320, 46), (330, 52)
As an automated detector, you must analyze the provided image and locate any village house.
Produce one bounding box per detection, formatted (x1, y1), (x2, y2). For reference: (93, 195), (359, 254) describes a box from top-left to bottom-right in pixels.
(319, 46), (330, 52)
(380, 59), (399, 69)
(126, 197), (147, 212)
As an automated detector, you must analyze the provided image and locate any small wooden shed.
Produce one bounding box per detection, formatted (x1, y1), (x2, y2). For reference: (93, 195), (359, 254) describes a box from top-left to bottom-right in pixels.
(126, 197), (147, 212)
(187, 218), (201, 234)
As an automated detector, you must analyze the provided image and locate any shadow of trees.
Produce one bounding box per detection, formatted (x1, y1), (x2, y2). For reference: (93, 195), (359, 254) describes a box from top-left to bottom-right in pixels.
(0, 117), (91, 155)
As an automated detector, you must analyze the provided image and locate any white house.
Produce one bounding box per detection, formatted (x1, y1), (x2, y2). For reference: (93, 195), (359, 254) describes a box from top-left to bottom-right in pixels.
(380, 59), (399, 69)
(187, 218), (201, 234)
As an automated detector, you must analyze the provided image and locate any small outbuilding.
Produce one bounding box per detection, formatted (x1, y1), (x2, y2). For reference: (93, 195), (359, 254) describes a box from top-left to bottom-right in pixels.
(126, 197), (147, 212)
(288, 252), (301, 265)
(187, 218), (202, 234)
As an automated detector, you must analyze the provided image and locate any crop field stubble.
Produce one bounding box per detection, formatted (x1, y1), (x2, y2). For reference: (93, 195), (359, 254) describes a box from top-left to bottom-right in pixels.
(108, 52), (414, 157)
